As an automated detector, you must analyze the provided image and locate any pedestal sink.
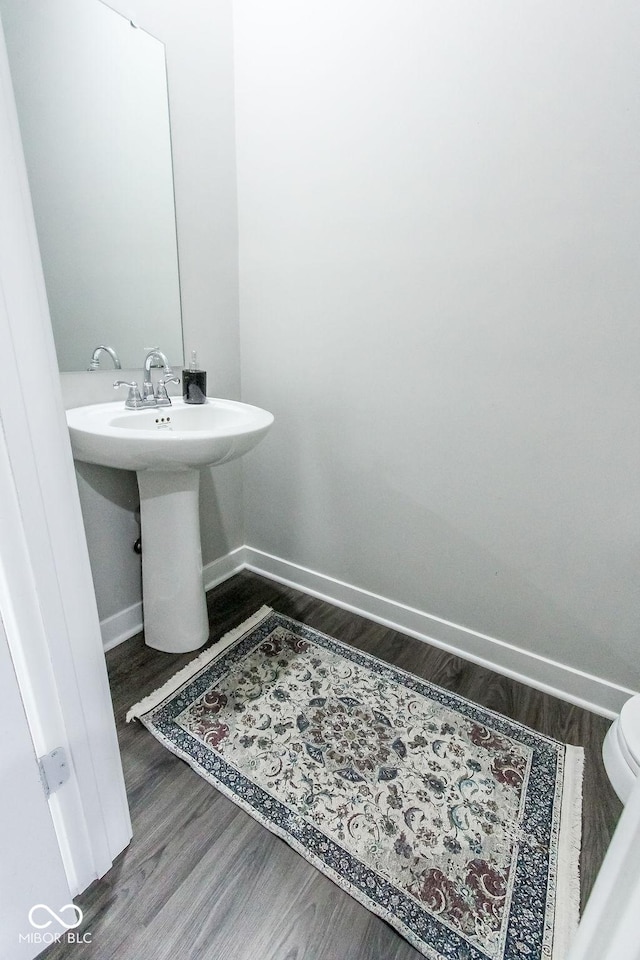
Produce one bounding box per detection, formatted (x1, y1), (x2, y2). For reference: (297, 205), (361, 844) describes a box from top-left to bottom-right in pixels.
(66, 398), (273, 653)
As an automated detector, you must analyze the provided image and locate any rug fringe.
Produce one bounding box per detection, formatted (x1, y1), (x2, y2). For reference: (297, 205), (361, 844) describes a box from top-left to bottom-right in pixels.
(125, 605), (273, 722)
(553, 744), (584, 959)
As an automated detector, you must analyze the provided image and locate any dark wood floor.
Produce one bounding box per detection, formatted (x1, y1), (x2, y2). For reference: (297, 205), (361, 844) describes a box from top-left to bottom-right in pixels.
(45, 571), (621, 960)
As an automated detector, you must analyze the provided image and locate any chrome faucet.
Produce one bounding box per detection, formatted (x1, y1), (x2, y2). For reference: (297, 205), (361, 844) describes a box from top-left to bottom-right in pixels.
(88, 344), (121, 371)
(114, 348), (180, 409)
(142, 348), (180, 406)
(114, 347), (180, 410)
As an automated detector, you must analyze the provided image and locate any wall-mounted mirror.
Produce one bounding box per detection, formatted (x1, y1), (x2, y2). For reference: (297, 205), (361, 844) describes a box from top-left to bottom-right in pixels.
(0, 0), (183, 371)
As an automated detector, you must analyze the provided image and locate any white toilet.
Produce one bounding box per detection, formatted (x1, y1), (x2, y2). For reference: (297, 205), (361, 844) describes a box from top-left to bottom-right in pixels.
(603, 695), (640, 803)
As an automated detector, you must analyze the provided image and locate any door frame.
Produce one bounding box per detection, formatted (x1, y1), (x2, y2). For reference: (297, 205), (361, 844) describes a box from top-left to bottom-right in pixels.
(0, 17), (130, 895)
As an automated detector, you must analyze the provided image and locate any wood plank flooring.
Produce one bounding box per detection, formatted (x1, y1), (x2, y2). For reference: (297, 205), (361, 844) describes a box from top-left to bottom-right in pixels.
(44, 571), (622, 960)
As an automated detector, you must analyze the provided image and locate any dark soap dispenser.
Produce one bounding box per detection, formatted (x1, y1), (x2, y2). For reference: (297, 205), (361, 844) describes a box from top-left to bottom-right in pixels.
(182, 350), (207, 404)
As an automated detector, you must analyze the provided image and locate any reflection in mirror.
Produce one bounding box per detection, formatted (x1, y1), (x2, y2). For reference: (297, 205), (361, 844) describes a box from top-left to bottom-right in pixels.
(1, 0), (183, 371)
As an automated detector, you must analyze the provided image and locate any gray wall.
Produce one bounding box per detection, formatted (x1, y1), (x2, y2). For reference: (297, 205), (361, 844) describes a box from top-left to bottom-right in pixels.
(235, 0), (640, 690)
(60, 0), (242, 625)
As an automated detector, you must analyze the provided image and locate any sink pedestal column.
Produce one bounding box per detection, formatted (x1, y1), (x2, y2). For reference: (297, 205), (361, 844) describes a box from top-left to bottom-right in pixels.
(136, 468), (209, 653)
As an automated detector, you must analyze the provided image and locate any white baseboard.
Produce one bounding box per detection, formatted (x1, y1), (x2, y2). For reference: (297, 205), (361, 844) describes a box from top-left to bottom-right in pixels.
(101, 601), (143, 652)
(100, 542), (634, 718)
(202, 545), (247, 594)
(244, 546), (634, 719)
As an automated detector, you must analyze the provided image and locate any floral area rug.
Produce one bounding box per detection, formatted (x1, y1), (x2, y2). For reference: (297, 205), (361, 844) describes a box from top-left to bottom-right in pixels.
(127, 606), (583, 960)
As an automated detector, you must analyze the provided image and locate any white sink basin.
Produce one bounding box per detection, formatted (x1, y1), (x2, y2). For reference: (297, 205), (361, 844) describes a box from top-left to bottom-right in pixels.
(66, 397), (274, 471)
(66, 397), (273, 654)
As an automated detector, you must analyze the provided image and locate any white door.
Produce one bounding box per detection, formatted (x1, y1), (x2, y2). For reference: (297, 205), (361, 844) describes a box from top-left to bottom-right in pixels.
(0, 613), (73, 959)
(0, 3), (131, 903)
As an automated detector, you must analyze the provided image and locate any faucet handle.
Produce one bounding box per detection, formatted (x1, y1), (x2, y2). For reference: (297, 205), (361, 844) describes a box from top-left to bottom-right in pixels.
(114, 379), (143, 409)
(154, 374), (180, 406)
